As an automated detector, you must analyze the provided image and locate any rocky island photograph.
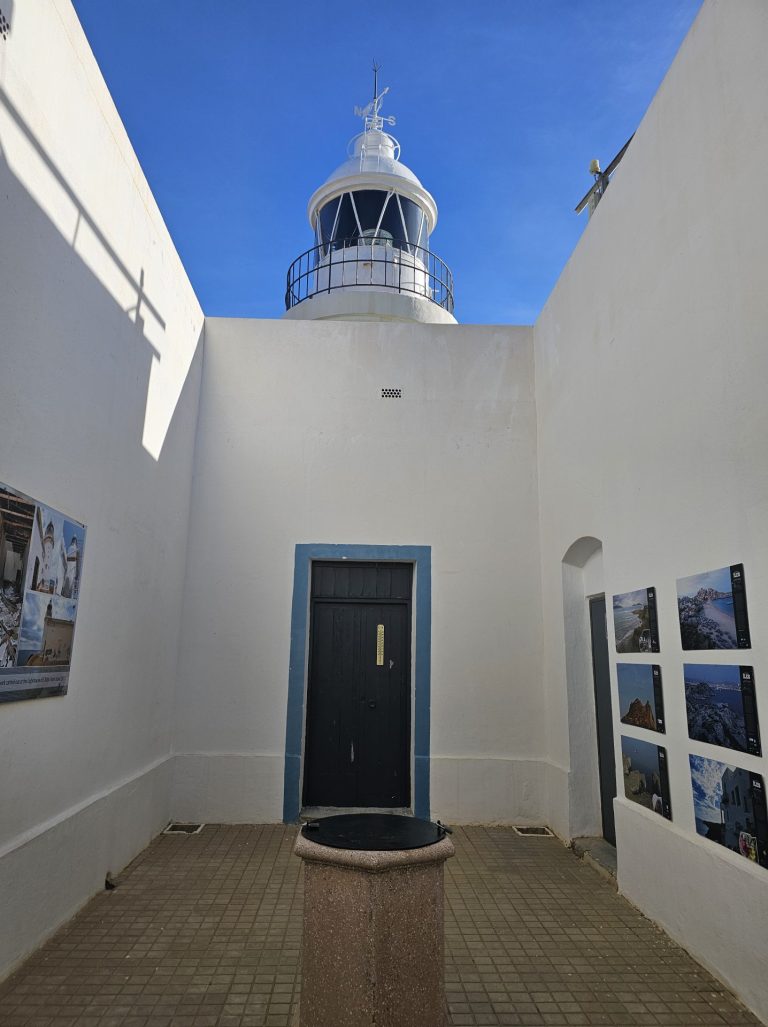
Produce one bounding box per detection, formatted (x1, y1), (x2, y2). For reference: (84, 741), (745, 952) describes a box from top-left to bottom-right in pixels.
(685, 663), (761, 755)
(677, 565), (749, 650)
(618, 663), (664, 732)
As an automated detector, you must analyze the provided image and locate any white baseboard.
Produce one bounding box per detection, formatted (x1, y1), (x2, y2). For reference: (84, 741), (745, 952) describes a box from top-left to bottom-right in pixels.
(0, 757), (172, 983)
(430, 755), (551, 824)
(171, 751), (284, 823)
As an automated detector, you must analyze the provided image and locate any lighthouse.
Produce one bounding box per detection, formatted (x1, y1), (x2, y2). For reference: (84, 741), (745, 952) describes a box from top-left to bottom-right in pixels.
(284, 75), (456, 324)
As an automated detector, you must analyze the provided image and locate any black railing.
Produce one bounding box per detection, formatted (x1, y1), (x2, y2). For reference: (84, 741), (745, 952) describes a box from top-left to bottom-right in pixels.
(285, 238), (454, 315)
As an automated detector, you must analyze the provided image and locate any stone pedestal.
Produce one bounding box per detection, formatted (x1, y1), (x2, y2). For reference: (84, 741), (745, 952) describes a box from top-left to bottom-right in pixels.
(294, 830), (455, 1027)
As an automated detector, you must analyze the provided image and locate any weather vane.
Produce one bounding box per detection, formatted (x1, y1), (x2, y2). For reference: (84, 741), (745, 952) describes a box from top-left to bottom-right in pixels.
(354, 60), (396, 133)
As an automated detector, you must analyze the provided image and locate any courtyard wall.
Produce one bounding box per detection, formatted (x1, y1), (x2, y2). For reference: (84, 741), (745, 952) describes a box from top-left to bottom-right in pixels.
(172, 318), (546, 826)
(0, 0), (203, 979)
(535, 1), (768, 1018)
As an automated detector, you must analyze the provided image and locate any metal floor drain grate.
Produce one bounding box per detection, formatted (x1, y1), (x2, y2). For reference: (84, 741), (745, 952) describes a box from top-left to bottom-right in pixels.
(513, 825), (553, 836)
(164, 822), (204, 835)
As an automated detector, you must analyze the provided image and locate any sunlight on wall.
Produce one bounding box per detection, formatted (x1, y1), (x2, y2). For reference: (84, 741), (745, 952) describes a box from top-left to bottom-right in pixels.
(0, 0), (202, 460)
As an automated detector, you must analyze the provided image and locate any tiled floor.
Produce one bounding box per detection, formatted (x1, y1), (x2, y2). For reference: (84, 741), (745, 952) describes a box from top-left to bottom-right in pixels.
(0, 824), (761, 1026)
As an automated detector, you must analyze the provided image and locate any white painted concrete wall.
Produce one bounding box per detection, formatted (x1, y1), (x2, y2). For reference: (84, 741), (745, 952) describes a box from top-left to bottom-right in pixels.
(535, 1), (768, 1018)
(172, 319), (545, 825)
(0, 1), (203, 979)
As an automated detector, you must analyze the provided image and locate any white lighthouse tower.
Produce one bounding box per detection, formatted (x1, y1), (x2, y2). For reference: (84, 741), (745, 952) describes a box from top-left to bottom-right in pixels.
(284, 75), (456, 324)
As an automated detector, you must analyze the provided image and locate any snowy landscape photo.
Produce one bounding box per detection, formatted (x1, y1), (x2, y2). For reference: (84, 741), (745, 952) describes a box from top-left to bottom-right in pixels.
(677, 566), (747, 650)
(685, 664), (760, 755)
(618, 664), (664, 732)
(690, 754), (767, 866)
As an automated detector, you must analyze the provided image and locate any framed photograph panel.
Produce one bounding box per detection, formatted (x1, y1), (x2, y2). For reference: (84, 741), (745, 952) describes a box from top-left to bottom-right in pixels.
(677, 564), (751, 650)
(0, 482), (85, 703)
(621, 735), (672, 819)
(618, 664), (665, 733)
(613, 587), (660, 653)
(690, 754), (767, 867)
(685, 664), (761, 756)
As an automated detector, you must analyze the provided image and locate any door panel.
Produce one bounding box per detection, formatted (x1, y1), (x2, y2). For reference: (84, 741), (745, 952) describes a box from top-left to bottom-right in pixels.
(356, 604), (410, 807)
(589, 595), (617, 845)
(303, 563), (412, 809)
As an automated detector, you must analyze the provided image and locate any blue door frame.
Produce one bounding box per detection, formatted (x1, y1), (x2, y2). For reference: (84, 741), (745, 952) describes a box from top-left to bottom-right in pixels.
(283, 544), (431, 823)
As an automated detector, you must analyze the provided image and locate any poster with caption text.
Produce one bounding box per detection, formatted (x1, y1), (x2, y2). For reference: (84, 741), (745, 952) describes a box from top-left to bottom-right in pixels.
(0, 481), (85, 703)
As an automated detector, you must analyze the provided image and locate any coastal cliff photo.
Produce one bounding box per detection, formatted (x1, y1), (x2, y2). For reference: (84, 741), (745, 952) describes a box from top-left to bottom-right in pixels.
(685, 663), (761, 756)
(621, 735), (671, 818)
(677, 565), (749, 650)
(618, 663), (664, 733)
(613, 587), (658, 653)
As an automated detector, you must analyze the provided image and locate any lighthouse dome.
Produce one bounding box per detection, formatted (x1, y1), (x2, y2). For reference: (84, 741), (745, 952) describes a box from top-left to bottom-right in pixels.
(322, 130), (424, 191)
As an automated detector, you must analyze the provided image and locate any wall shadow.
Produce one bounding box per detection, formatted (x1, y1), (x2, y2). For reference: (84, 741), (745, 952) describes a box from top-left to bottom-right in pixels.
(0, 85), (202, 461)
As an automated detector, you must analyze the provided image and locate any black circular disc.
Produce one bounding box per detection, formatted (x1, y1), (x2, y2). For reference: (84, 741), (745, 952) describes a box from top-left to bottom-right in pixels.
(301, 813), (444, 850)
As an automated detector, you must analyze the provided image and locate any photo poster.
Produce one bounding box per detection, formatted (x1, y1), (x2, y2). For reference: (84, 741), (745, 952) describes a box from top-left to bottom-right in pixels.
(690, 754), (768, 868)
(0, 481), (86, 703)
(684, 664), (761, 756)
(621, 734), (672, 819)
(617, 663), (665, 733)
(612, 587), (660, 654)
(677, 564), (751, 650)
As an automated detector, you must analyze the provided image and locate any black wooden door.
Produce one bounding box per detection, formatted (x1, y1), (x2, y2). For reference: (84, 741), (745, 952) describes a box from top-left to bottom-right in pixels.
(589, 595), (617, 845)
(303, 563), (412, 809)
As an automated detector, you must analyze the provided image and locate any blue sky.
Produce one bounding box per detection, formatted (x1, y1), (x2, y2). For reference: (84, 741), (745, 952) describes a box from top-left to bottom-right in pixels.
(72, 0), (702, 323)
(622, 735), (660, 777)
(684, 663), (741, 688)
(617, 663), (654, 705)
(613, 588), (646, 610)
(677, 566), (732, 598)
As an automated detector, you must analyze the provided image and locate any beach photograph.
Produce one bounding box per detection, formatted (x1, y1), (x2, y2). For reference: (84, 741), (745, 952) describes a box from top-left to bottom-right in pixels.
(613, 588), (653, 653)
(677, 566), (738, 650)
(621, 735), (666, 816)
(618, 664), (661, 732)
(690, 754), (764, 864)
(685, 664), (753, 753)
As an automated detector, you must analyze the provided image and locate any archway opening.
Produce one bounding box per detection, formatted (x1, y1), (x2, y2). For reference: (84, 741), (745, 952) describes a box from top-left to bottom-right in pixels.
(561, 537), (615, 843)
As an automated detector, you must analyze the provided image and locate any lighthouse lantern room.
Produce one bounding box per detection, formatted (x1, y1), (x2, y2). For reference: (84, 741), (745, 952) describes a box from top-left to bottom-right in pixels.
(284, 74), (456, 324)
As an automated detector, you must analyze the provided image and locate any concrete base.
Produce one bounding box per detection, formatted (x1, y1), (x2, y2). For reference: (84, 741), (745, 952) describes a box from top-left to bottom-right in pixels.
(294, 830), (455, 1027)
(282, 288), (457, 324)
(571, 836), (617, 885)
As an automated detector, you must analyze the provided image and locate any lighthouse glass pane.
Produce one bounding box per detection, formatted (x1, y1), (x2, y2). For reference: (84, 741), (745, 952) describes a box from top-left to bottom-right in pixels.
(379, 195), (407, 247)
(400, 197), (425, 253)
(350, 190), (388, 235)
(332, 193), (358, 248)
(317, 197), (340, 253)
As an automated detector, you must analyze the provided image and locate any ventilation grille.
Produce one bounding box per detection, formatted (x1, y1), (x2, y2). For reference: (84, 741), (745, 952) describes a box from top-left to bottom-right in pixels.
(381, 388), (402, 399)
(164, 822), (204, 835)
(513, 826), (553, 837)
(0, 9), (9, 40)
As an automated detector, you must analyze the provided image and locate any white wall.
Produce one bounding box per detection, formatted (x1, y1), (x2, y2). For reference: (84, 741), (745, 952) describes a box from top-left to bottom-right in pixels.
(172, 318), (545, 825)
(535, 1), (768, 1018)
(0, 1), (203, 978)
